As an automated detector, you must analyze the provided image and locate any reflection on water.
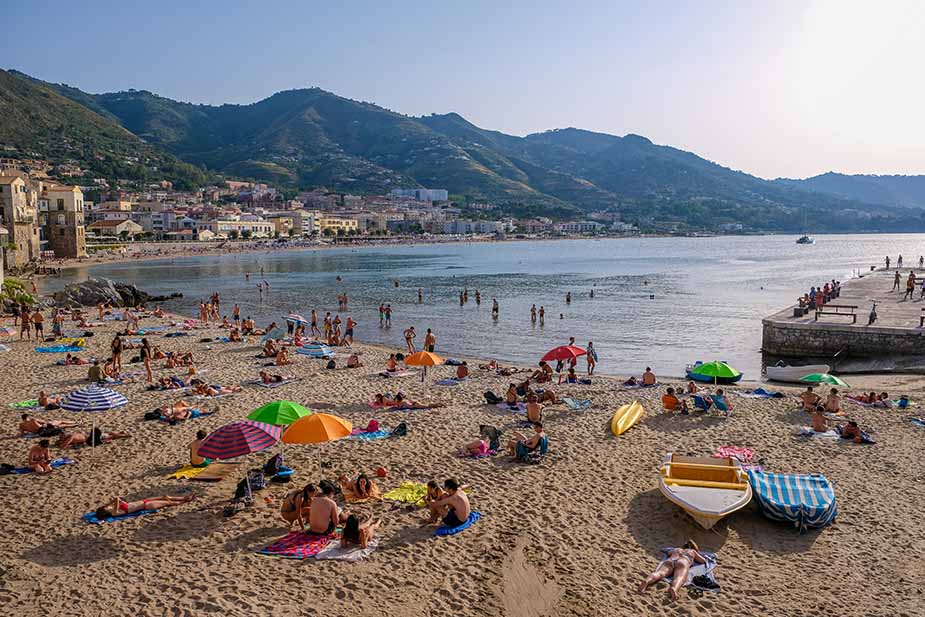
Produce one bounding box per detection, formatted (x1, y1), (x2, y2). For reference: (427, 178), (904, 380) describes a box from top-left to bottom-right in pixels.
(47, 235), (925, 377)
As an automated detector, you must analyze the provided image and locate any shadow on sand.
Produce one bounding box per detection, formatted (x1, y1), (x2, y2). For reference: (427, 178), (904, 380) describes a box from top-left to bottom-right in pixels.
(22, 534), (120, 566)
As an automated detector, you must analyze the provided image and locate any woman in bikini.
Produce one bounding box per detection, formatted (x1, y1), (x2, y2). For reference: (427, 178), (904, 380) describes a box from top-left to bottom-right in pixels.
(280, 484), (317, 529)
(341, 514), (381, 549)
(639, 540), (706, 600)
(95, 493), (195, 520)
(338, 473), (381, 500)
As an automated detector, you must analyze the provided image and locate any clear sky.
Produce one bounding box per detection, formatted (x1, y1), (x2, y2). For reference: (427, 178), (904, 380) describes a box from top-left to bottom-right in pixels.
(4, 0), (924, 179)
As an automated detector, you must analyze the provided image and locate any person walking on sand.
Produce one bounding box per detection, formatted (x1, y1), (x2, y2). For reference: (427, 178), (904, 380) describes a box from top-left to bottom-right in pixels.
(906, 272), (916, 300)
(111, 334), (124, 375)
(404, 326), (416, 353)
(424, 328), (436, 352)
(893, 270), (902, 291)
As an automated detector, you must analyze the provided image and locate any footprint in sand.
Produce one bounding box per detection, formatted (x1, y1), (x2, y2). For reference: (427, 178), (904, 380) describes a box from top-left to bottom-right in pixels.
(500, 540), (562, 617)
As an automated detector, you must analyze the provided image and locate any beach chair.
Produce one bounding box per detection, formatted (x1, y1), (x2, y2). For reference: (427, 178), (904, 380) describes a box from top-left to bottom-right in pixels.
(692, 395), (712, 412)
(710, 395), (731, 417)
(516, 435), (548, 464)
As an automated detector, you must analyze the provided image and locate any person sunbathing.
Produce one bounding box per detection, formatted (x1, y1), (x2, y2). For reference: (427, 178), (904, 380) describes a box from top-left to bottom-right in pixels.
(537, 388), (558, 404)
(341, 513), (381, 549)
(458, 437), (491, 458)
(94, 493), (195, 520)
(275, 346), (293, 366)
(57, 429), (130, 449)
(152, 346), (168, 360)
(259, 370), (286, 384)
(153, 306), (165, 318)
(624, 376), (639, 386)
(800, 387), (821, 411)
(155, 375), (189, 390)
(262, 339), (278, 358)
(220, 316), (232, 329)
(228, 328), (243, 343)
(191, 380), (241, 397)
(385, 354), (398, 372)
(505, 383), (519, 406)
(392, 393), (443, 409)
(346, 353), (363, 368)
(158, 400), (195, 422)
(506, 422), (547, 459)
(27, 439), (54, 474)
(63, 354), (88, 366)
(280, 484), (317, 529)
(165, 352), (193, 368)
(338, 473), (381, 500)
(639, 540), (706, 600)
(874, 392), (892, 408)
(38, 391), (61, 410)
(19, 413), (76, 435)
(456, 362), (469, 380)
(839, 421), (864, 443)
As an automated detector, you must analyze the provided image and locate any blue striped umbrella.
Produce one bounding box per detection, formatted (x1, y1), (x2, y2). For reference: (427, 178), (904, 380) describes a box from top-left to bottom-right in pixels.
(197, 420), (282, 460)
(62, 384), (128, 412)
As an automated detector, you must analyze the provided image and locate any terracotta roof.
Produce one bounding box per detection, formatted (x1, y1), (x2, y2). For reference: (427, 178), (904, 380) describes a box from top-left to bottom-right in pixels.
(0, 176), (24, 185)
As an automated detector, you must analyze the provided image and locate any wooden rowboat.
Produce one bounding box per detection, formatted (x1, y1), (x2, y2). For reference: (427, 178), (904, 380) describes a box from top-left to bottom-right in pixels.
(658, 453), (752, 529)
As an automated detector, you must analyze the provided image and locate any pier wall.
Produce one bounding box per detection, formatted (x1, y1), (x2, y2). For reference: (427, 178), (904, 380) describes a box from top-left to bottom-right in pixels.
(761, 319), (925, 358)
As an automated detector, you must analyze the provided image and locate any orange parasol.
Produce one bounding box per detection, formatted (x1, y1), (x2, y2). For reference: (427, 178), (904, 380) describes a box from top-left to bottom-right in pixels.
(404, 351), (444, 366)
(282, 413), (353, 444)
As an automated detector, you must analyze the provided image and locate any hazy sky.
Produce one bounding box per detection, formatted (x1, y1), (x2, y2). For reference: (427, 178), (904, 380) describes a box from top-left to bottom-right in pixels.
(4, 1), (924, 179)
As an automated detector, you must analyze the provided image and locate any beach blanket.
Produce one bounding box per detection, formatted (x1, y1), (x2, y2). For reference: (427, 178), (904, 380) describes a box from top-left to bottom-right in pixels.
(737, 388), (782, 399)
(12, 457), (76, 474)
(191, 462), (239, 482)
(713, 446), (754, 462)
(435, 378), (461, 386)
(257, 531), (334, 559)
(496, 402), (527, 414)
(55, 337), (86, 347)
(8, 399), (40, 410)
(434, 511), (481, 537)
(315, 537), (379, 561)
(83, 509), (158, 524)
(798, 427), (839, 439)
(562, 397), (592, 410)
(103, 313), (125, 321)
(660, 548), (719, 591)
(167, 465), (208, 480)
(383, 481), (428, 506)
(378, 370), (415, 378)
(0, 344), (10, 353)
(349, 429), (390, 441)
(911, 418), (925, 429)
(138, 325), (168, 333)
(35, 345), (83, 353)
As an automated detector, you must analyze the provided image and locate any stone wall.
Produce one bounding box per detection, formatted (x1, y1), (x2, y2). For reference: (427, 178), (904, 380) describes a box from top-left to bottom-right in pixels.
(762, 319), (925, 357)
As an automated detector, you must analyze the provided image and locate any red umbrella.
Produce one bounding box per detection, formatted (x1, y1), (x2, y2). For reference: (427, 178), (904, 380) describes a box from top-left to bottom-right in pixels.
(541, 345), (587, 362)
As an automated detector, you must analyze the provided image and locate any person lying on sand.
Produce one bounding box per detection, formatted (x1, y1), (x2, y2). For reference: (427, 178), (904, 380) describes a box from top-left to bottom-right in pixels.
(63, 354), (88, 366)
(426, 478), (471, 527)
(191, 380), (241, 397)
(341, 513), (381, 549)
(280, 484), (317, 530)
(165, 352), (194, 368)
(874, 392), (892, 408)
(839, 421), (864, 443)
(38, 391), (61, 410)
(309, 482), (347, 534)
(95, 493), (195, 519)
(480, 359), (515, 376)
(27, 439), (54, 474)
(57, 429), (130, 449)
(152, 346), (168, 360)
(338, 473), (381, 500)
(639, 540), (706, 601)
(458, 436), (491, 458)
(153, 306), (165, 318)
(157, 400), (195, 422)
(624, 376), (639, 386)
(346, 353), (363, 368)
(20, 413), (77, 435)
(800, 387), (821, 411)
(259, 370), (286, 384)
(373, 393), (443, 409)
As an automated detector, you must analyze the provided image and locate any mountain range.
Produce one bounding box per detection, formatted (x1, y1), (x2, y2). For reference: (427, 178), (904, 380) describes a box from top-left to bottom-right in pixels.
(3, 68), (925, 231)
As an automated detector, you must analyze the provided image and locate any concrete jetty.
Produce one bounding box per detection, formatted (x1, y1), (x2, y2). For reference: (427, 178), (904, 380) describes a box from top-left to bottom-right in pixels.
(762, 269), (925, 367)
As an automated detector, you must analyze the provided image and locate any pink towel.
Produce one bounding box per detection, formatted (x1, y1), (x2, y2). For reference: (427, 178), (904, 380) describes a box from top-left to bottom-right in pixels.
(713, 446), (754, 462)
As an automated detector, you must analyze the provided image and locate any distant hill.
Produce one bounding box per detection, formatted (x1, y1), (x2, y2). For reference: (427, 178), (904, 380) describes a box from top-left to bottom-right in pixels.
(775, 172), (925, 208)
(0, 70), (208, 190)
(6, 69), (925, 230)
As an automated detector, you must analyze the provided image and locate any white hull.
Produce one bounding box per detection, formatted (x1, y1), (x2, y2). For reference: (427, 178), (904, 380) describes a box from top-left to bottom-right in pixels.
(658, 453), (753, 529)
(765, 364), (831, 383)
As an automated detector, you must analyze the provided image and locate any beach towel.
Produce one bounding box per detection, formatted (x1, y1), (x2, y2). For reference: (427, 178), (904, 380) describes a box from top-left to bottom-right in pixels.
(138, 325), (168, 334)
(349, 429), (390, 441)
(434, 511), (481, 536)
(0, 344), (10, 353)
(12, 457), (76, 474)
(8, 399), (40, 410)
(911, 418), (925, 429)
(379, 370), (415, 378)
(191, 462), (240, 482)
(659, 548), (719, 591)
(435, 378), (460, 386)
(798, 427), (839, 439)
(562, 397), (592, 410)
(167, 465), (208, 480)
(496, 402), (527, 414)
(159, 409), (211, 423)
(713, 446), (754, 462)
(315, 537), (379, 561)
(56, 337), (86, 347)
(257, 531), (334, 559)
(383, 481), (428, 506)
(35, 345), (83, 353)
(83, 509), (158, 524)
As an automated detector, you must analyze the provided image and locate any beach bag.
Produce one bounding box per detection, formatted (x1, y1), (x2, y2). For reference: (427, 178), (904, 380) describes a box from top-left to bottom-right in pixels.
(326, 359), (336, 369)
(264, 453), (283, 476)
(483, 391), (502, 405)
(391, 422), (408, 437)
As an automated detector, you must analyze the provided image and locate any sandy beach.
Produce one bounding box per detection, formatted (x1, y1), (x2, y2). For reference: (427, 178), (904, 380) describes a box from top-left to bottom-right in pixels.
(0, 311), (923, 617)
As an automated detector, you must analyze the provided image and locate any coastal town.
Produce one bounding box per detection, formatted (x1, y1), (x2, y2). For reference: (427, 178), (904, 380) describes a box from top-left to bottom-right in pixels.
(0, 155), (639, 279)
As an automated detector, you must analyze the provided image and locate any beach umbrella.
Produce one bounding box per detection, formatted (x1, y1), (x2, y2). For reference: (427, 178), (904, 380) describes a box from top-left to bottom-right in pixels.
(62, 384), (128, 412)
(405, 350), (444, 381)
(261, 327), (286, 342)
(282, 413), (353, 444)
(247, 400), (313, 425)
(198, 420), (282, 460)
(799, 373), (850, 387)
(541, 345), (587, 362)
(286, 313), (309, 325)
(689, 361), (741, 384)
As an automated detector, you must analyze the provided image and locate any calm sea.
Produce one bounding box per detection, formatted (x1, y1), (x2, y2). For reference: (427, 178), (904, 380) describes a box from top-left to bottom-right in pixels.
(45, 235), (925, 377)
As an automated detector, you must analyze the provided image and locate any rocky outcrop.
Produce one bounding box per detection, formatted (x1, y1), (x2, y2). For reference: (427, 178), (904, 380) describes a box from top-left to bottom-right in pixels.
(51, 278), (180, 308)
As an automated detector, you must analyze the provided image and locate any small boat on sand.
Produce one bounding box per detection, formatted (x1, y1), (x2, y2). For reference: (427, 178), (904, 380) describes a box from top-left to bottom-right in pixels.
(658, 453), (752, 529)
(765, 363), (831, 383)
(610, 400), (644, 436)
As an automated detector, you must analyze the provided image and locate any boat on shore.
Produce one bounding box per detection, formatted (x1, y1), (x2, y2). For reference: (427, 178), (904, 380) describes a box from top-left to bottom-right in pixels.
(765, 363), (831, 383)
(796, 235), (815, 245)
(658, 453), (752, 529)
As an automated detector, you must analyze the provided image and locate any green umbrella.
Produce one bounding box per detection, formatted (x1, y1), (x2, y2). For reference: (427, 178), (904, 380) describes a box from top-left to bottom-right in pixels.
(247, 400), (314, 425)
(690, 361), (741, 380)
(799, 373), (849, 387)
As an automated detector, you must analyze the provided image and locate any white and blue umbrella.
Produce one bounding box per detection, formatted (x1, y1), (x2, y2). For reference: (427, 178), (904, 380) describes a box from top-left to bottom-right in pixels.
(286, 313), (309, 325)
(62, 384), (128, 412)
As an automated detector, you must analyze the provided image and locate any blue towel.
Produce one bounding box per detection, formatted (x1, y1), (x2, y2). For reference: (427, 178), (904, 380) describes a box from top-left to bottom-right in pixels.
(910, 418), (925, 428)
(435, 378), (460, 386)
(350, 430), (391, 441)
(36, 345), (83, 353)
(13, 457), (76, 474)
(82, 509), (159, 524)
(434, 511), (481, 536)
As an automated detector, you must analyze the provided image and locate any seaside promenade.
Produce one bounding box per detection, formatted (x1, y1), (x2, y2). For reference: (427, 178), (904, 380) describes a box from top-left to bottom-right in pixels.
(762, 269), (925, 367)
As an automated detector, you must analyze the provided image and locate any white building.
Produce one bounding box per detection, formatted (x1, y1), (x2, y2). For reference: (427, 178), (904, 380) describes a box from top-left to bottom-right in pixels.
(390, 188), (449, 202)
(554, 221), (606, 234)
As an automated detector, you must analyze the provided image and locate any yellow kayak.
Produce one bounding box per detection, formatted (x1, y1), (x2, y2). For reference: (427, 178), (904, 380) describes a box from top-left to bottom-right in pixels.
(611, 400), (644, 436)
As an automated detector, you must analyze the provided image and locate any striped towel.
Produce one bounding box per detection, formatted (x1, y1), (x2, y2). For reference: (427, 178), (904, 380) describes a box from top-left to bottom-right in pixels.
(747, 470), (837, 532)
(257, 531), (335, 559)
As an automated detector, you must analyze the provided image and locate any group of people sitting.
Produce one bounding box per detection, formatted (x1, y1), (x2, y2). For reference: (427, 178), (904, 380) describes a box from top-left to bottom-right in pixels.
(799, 386), (871, 441)
(846, 391), (903, 408)
(278, 477), (381, 548)
(624, 367), (658, 387)
(661, 382), (732, 416)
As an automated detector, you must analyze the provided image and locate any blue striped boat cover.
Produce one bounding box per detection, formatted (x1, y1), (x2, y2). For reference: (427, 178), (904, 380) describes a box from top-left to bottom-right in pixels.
(747, 470), (837, 532)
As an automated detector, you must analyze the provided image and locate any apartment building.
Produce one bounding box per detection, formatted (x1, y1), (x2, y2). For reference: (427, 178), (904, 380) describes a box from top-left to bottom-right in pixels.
(41, 183), (88, 258)
(0, 176), (41, 268)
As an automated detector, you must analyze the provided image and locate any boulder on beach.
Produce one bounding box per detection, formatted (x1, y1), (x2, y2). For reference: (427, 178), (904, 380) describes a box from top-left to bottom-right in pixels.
(51, 278), (172, 308)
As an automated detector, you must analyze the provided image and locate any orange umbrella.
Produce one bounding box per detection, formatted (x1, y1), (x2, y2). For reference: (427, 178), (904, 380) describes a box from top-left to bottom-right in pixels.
(283, 413), (353, 444)
(404, 351), (444, 366)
